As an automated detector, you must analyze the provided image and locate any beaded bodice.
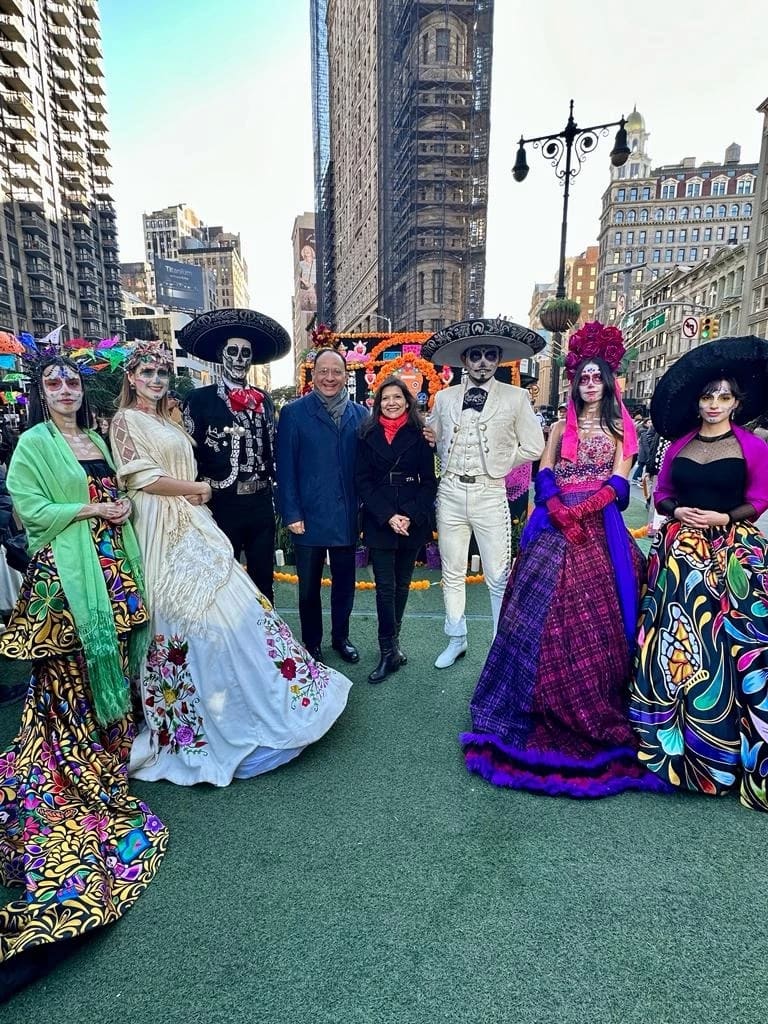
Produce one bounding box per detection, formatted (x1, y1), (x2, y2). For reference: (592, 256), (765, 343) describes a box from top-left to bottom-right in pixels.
(554, 433), (617, 489)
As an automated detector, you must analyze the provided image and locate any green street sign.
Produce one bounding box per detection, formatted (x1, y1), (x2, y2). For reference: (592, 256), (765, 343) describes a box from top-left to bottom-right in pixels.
(644, 311), (666, 332)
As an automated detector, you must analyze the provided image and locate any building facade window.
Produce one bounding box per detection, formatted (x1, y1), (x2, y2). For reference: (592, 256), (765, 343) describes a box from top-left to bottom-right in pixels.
(730, 203), (739, 218)
(737, 176), (754, 195)
(680, 207), (689, 221)
(705, 206), (714, 219)
(716, 226), (725, 241)
(661, 183), (676, 199)
(665, 249), (673, 262)
(667, 208), (677, 221)
(615, 211), (625, 224)
(655, 229), (663, 243)
(640, 208), (649, 223)
(689, 247), (698, 260)
(652, 249), (661, 263)
(691, 227), (700, 241)
(743, 225), (750, 240)
(676, 248), (685, 261)
(629, 187), (638, 201)
(639, 230), (646, 243)
(666, 229), (675, 242)
(655, 208), (664, 221)
(718, 204), (727, 218)
(614, 231), (622, 245)
(711, 179), (727, 197)
(627, 210), (636, 223)
(686, 181), (701, 198)
(744, 202), (753, 217)
(642, 187), (651, 200)
(617, 188), (626, 201)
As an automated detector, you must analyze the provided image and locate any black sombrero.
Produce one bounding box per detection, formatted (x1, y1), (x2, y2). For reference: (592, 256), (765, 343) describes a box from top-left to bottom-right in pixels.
(650, 336), (768, 439)
(421, 317), (546, 368)
(176, 308), (291, 365)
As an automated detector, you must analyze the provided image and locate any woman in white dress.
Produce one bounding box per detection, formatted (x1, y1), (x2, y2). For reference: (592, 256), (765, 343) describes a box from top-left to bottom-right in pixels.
(109, 342), (352, 786)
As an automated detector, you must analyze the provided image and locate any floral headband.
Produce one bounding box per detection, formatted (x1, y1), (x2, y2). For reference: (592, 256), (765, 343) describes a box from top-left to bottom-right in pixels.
(123, 341), (174, 374)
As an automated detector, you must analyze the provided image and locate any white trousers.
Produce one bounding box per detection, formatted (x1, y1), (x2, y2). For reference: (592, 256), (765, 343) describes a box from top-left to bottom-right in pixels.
(436, 474), (511, 638)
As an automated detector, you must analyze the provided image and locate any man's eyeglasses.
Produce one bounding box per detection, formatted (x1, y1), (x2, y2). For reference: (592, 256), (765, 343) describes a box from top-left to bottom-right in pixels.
(465, 347), (500, 363)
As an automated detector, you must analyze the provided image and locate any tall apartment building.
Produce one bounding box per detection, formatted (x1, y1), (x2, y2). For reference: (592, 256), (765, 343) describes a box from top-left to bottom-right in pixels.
(177, 227), (249, 310)
(313, 0), (494, 333)
(142, 203), (204, 261)
(742, 96), (768, 339)
(0, 0), (122, 342)
(291, 211), (316, 381)
(595, 109), (758, 325)
(564, 246), (598, 327)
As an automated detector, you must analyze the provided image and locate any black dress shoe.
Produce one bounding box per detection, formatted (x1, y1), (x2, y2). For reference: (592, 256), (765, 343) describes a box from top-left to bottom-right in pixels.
(306, 645), (323, 662)
(332, 638), (360, 664)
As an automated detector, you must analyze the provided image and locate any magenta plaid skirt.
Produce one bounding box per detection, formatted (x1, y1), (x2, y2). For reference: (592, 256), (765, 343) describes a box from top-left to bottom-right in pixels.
(462, 489), (667, 798)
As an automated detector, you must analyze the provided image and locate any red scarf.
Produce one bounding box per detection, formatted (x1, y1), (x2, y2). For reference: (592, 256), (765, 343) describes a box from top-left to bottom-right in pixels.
(379, 411), (408, 444)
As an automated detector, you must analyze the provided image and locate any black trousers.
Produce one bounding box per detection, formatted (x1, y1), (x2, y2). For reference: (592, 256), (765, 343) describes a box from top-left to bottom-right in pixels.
(294, 544), (356, 649)
(369, 546), (418, 641)
(209, 488), (275, 603)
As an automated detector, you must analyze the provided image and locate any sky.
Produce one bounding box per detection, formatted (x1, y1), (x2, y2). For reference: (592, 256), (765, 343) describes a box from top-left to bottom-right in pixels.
(100, 0), (768, 386)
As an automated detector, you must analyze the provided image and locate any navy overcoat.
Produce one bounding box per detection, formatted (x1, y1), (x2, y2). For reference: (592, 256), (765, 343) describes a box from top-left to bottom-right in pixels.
(276, 391), (368, 548)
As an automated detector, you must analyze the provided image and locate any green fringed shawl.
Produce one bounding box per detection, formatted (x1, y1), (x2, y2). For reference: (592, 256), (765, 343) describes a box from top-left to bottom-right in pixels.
(6, 422), (149, 725)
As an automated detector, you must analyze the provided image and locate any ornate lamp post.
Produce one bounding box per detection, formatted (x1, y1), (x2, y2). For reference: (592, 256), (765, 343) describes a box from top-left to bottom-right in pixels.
(513, 100), (630, 407)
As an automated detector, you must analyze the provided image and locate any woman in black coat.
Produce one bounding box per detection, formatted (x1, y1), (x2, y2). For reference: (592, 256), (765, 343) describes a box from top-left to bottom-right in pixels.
(355, 377), (438, 683)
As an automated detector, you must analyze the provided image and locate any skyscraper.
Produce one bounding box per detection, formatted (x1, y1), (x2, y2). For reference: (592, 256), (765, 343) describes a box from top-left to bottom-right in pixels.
(0, 0), (122, 341)
(313, 0), (494, 333)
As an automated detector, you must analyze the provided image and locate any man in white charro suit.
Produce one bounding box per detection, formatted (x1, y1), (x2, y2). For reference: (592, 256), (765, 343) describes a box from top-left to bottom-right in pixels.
(423, 319), (546, 669)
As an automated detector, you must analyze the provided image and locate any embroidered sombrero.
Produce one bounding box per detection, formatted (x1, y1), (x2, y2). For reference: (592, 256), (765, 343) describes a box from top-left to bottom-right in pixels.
(176, 308), (291, 365)
(650, 336), (768, 438)
(421, 317), (546, 367)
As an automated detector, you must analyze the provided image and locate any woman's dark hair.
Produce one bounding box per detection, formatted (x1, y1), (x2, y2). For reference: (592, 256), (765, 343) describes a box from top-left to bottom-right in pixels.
(699, 376), (745, 406)
(28, 357), (92, 429)
(359, 376), (424, 438)
(570, 356), (623, 441)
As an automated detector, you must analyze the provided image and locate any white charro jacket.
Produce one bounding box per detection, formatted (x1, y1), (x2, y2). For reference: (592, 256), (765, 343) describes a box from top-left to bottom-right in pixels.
(427, 377), (545, 480)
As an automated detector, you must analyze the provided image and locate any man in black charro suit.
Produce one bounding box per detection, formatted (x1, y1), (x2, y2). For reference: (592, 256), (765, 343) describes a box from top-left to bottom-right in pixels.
(178, 308), (291, 605)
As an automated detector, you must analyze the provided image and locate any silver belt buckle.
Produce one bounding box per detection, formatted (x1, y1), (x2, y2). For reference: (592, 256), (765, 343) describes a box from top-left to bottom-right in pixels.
(237, 477), (259, 495)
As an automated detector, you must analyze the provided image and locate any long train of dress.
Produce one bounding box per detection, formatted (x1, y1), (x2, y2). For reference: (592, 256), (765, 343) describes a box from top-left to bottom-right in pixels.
(111, 409), (352, 787)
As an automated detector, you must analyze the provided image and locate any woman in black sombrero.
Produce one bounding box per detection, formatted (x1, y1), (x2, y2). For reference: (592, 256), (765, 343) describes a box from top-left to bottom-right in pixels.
(629, 337), (768, 812)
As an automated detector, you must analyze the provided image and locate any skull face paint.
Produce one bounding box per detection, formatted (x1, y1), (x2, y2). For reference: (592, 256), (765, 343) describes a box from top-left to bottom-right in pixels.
(461, 345), (501, 386)
(578, 362), (604, 405)
(41, 364), (83, 417)
(221, 337), (253, 384)
(698, 379), (739, 426)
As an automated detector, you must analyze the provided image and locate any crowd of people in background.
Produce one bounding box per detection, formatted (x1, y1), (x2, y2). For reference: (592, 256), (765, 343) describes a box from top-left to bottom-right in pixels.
(0, 310), (767, 1003)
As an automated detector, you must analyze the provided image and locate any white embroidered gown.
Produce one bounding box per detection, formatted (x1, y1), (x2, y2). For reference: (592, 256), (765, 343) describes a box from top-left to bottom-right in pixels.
(110, 408), (352, 786)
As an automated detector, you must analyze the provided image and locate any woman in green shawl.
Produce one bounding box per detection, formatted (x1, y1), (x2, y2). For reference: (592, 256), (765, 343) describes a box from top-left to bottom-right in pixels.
(0, 355), (166, 988)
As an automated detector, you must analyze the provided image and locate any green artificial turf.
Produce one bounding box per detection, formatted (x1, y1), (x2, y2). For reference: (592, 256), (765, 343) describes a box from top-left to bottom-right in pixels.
(1, 493), (766, 1023)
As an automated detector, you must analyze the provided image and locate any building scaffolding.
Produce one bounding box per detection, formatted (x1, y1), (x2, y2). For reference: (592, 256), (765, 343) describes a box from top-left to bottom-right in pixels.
(379, 0), (494, 330)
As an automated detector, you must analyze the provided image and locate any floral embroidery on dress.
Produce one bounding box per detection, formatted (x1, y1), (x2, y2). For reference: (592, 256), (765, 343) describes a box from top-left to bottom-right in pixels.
(143, 634), (207, 755)
(264, 615), (331, 713)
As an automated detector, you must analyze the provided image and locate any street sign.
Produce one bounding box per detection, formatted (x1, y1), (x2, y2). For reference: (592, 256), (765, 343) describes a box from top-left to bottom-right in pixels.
(644, 312), (666, 332)
(682, 316), (699, 341)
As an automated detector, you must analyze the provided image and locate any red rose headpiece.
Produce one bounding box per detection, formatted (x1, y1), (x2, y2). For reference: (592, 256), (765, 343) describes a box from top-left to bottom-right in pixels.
(310, 322), (341, 353)
(564, 321), (626, 381)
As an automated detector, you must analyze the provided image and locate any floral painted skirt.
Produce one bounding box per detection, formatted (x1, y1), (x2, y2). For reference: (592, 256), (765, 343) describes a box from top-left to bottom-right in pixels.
(0, 475), (168, 962)
(629, 520), (768, 812)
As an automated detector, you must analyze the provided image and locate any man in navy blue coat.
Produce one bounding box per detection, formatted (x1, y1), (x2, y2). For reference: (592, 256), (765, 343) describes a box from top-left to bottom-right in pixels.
(276, 348), (368, 663)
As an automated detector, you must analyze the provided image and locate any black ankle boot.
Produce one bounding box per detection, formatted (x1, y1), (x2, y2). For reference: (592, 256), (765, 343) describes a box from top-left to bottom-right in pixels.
(394, 622), (407, 666)
(368, 639), (401, 684)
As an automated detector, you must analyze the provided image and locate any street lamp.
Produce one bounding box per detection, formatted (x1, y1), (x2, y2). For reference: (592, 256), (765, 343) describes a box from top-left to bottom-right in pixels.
(371, 312), (392, 333)
(513, 99), (630, 407)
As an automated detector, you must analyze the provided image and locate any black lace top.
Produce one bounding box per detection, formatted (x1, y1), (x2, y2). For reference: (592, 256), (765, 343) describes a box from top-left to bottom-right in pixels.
(658, 432), (756, 521)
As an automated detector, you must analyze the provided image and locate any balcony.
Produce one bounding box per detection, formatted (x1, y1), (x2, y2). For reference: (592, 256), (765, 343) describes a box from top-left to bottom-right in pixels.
(28, 279), (55, 301)
(66, 191), (89, 212)
(20, 209), (47, 235)
(55, 92), (80, 113)
(0, 34), (28, 69)
(52, 44), (76, 70)
(58, 111), (82, 133)
(61, 151), (86, 174)
(10, 166), (41, 191)
(0, 90), (32, 117)
(50, 28), (74, 50)
(54, 69), (78, 93)
(3, 114), (34, 140)
(26, 258), (53, 280)
(84, 74), (104, 96)
(92, 149), (110, 166)
(82, 39), (102, 60)
(93, 167), (112, 186)
(8, 140), (37, 166)
(70, 208), (91, 229)
(73, 229), (94, 247)
(49, 1), (74, 28)
(101, 233), (118, 252)
(1, 67), (31, 95)
(86, 96), (107, 116)
(90, 128), (108, 148)
(0, 2), (23, 16)
(77, 268), (97, 284)
(75, 249), (95, 267)
(22, 234), (49, 254)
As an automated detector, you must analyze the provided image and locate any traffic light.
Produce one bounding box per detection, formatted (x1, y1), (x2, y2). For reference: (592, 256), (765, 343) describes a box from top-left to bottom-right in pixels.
(710, 316), (720, 339)
(701, 315), (713, 340)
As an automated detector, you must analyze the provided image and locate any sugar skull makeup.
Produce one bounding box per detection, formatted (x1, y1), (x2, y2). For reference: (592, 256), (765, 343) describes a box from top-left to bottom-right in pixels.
(41, 364), (83, 416)
(221, 338), (253, 384)
(578, 362), (604, 403)
(698, 379), (738, 424)
(129, 360), (170, 404)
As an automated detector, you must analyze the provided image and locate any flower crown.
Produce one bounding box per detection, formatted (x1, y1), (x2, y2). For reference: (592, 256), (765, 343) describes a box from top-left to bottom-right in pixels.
(123, 340), (174, 373)
(310, 322), (342, 353)
(563, 321), (630, 381)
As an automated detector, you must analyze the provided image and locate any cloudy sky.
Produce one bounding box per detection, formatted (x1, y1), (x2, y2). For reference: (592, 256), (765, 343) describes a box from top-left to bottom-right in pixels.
(101, 0), (768, 384)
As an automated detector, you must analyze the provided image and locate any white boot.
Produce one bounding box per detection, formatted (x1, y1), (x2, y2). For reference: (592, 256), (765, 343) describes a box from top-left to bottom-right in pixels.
(434, 635), (468, 669)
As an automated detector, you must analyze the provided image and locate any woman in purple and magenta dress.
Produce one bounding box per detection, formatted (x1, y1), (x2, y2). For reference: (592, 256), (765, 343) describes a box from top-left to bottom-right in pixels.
(462, 323), (667, 798)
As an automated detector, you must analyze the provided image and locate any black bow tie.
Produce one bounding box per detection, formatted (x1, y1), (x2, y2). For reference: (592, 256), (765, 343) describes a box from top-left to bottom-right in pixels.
(462, 387), (488, 412)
